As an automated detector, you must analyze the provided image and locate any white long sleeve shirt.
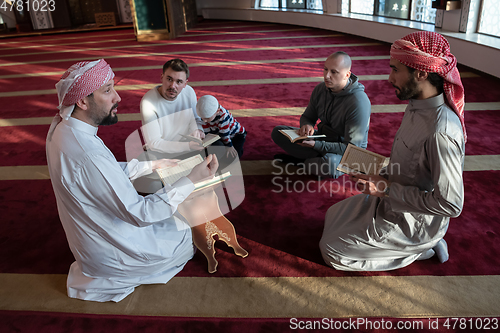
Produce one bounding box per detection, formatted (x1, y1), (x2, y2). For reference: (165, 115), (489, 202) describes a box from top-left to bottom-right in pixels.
(140, 85), (203, 154)
(46, 116), (195, 302)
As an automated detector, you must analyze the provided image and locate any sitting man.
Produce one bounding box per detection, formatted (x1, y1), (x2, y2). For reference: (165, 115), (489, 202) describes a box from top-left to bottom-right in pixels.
(271, 51), (371, 178)
(46, 59), (218, 302)
(140, 58), (205, 157)
(320, 32), (466, 271)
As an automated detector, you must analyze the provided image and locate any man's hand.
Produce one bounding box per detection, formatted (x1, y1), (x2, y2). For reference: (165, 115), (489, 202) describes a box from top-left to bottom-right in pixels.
(297, 139), (315, 148)
(187, 154), (219, 184)
(190, 129), (205, 139)
(349, 173), (390, 198)
(226, 146), (238, 158)
(151, 159), (180, 170)
(298, 124), (314, 137)
(189, 141), (204, 151)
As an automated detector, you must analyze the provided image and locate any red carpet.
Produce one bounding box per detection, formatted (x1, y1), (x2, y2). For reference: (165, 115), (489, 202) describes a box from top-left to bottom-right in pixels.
(3, 109), (500, 167)
(1, 170), (500, 277)
(1, 60), (398, 93)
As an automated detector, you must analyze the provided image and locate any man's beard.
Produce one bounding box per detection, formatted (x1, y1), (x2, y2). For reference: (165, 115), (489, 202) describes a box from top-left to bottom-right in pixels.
(165, 88), (178, 100)
(394, 75), (420, 100)
(99, 103), (119, 126)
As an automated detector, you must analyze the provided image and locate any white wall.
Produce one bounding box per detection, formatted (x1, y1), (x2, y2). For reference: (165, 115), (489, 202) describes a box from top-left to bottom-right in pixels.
(441, 9), (462, 32)
(196, 0), (253, 16)
(324, 0), (339, 13)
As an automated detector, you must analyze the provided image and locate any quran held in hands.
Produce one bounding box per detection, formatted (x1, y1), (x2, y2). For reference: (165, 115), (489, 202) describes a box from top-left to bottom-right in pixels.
(337, 144), (389, 175)
(156, 154), (230, 191)
(278, 129), (326, 143)
(180, 133), (220, 147)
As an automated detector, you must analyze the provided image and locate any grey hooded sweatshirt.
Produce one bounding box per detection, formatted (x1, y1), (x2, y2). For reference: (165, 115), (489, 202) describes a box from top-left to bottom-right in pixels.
(300, 73), (371, 156)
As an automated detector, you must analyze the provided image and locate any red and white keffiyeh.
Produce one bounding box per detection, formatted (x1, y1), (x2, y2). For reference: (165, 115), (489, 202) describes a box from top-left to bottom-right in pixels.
(55, 59), (115, 120)
(390, 31), (466, 141)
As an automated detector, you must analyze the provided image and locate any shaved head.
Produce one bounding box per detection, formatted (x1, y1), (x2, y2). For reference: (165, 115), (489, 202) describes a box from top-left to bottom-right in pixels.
(323, 51), (352, 92)
(327, 52), (352, 71)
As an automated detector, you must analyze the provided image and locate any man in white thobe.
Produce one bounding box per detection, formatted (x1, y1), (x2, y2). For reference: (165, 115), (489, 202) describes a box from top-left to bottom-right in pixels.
(46, 59), (218, 301)
(320, 32), (466, 271)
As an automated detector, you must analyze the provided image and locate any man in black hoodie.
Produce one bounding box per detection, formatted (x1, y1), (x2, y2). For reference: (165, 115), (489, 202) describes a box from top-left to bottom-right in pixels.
(271, 51), (371, 178)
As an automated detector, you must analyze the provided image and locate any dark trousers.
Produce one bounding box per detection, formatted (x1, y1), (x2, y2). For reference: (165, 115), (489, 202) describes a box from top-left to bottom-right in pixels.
(231, 132), (246, 158)
(210, 132), (246, 169)
(271, 125), (343, 178)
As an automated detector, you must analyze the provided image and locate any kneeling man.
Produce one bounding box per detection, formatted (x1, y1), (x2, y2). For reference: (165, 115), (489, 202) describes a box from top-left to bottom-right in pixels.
(46, 59), (217, 301)
(320, 32), (466, 271)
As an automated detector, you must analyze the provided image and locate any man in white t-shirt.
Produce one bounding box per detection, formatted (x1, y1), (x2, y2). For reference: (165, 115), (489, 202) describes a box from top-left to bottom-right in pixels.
(140, 58), (205, 157)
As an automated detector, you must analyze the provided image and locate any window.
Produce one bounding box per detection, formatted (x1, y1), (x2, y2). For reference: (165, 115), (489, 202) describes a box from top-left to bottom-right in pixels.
(259, 0), (323, 10)
(411, 0), (436, 23)
(376, 0), (411, 19)
(260, 0), (280, 7)
(287, 0), (306, 9)
(306, 0), (323, 9)
(350, 0), (436, 23)
(478, 0), (500, 37)
(350, 0), (374, 15)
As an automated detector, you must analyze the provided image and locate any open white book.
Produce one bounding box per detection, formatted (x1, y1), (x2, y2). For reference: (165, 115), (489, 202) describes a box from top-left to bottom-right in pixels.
(279, 129), (326, 143)
(337, 144), (388, 175)
(156, 154), (230, 191)
(191, 171), (231, 192)
(180, 133), (220, 147)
